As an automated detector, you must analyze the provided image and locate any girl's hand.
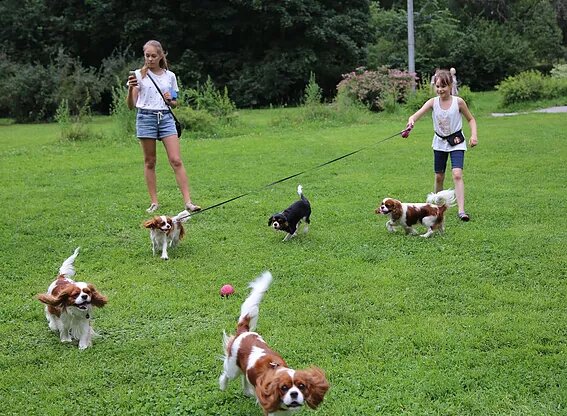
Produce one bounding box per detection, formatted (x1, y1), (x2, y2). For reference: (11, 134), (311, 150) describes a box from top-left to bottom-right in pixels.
(407, 117), (415, 127)
(163, 91), (172, 101)
(469, 136), (478, 147)
(127, 75), (138, 88)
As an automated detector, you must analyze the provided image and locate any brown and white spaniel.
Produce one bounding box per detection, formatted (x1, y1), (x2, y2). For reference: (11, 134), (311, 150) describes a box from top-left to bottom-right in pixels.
(376, 189), (456, 237)
(37, 248), (107, 349)
(219, 272), (329, 415)
(143, 209), (191, 260)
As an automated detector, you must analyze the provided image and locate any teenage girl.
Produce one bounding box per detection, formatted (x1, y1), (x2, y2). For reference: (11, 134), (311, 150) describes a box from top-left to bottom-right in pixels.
(127, 40), (200, 213)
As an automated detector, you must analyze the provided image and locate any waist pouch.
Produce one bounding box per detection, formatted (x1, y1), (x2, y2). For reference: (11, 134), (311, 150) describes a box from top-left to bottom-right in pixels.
(435, 129), (464, 146)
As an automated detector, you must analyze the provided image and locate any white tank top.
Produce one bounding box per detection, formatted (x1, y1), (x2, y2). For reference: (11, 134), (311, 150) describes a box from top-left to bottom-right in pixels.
(432, 96), (466, 151)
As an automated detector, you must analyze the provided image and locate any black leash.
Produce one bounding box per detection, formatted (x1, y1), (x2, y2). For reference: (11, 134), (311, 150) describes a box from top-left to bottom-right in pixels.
(190, 126), (413, 216)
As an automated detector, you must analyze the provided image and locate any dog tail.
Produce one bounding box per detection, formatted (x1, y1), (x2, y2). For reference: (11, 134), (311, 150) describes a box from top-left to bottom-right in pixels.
(297, 184), (309, 203)
(426, 189), (456, 208)
(58, 247), (80, 278)
(236, 271), (273, 334)
(173, 209), (191, 223)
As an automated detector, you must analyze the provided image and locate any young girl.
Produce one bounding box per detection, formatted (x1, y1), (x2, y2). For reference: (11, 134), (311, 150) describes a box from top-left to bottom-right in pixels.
(127, 40), (200, 213)
(407, 69), (477, 221)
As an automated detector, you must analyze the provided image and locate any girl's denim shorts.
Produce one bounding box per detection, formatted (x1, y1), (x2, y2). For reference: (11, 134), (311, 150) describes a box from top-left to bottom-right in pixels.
(136, 109), (177, 140)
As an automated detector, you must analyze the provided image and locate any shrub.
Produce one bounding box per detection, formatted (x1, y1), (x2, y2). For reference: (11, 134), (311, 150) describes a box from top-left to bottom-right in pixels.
(0, 61), (59, 122)
(110, 80), (136, 139)
(183, 76), (237, 120)
(55, 98), (103, 142)
(337, 66), (416, 112)
(550, 64), (567, 78)
(0, 50), (106, 123)
(175, 107), (219, 138)
(404, 77), (434, 112)
(496, 70), (567, 106)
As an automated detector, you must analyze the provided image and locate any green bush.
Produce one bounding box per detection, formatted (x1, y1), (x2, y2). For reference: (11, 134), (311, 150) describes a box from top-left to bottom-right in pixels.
(175, 107), (219, 138)
(404, 77), (434, 112)
(550, 63), (567, 78)
(110, 81), (136, 139)
(183, 76), (237, 120)
(497, 70), (567, 106)
(55, 98), (104, 142)
(0, 51), (106, 123)
(458, 85), (474, 108)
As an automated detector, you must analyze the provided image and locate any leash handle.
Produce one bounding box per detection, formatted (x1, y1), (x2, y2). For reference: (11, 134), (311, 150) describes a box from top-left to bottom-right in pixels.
(401, 123), (413, 138)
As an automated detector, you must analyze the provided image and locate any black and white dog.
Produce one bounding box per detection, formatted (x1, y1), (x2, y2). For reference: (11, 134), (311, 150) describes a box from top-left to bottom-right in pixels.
(268, 185), (311, 241)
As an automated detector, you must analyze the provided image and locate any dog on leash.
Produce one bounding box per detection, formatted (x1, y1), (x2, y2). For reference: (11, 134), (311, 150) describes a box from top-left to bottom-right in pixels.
(268, 185), (311, 241)
(219, 272), (329, 415)
(376, 189), (456, 237)
(37, 248), (107, 349)
(143, 209), (191, 260)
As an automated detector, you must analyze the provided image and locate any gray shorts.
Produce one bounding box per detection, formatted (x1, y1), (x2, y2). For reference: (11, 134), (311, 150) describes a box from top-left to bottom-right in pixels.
(136, 109), (177, 140)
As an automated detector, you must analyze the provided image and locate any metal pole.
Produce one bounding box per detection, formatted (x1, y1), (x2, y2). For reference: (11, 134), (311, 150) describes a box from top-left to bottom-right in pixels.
(407, 0), (416, 91)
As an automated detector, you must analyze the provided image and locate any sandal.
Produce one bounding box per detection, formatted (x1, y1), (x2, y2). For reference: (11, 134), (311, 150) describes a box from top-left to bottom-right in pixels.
(458, 212), (470, 222)
(146, 203), (159, 214)
(185, 202), (201, 212)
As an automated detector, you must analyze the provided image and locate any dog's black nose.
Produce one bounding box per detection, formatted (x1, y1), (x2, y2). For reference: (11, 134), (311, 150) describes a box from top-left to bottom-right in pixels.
(290, 391), (298, 399)
(81, 294), (88, 300)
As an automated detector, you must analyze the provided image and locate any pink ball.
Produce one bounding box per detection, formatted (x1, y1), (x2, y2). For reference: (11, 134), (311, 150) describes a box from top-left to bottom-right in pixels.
(220, 284), (235, 298)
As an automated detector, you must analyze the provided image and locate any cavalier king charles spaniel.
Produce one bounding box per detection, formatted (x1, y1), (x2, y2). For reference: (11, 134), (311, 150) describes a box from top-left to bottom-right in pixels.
(143, 209), (191, 260)
(376, 189), (456, 237)
(37, 247), (107, 350)
(268, 185), (311, 241)
(219, 272), (329, 415)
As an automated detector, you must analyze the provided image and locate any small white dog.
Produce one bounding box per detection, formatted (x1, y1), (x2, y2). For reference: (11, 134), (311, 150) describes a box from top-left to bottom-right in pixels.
(37, 248), (108, 350)
(143, 209), (191, 260)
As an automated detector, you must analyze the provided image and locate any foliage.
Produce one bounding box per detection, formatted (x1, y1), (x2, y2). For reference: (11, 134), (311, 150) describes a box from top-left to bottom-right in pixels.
(1, 94), (566, 414)
(303, 72), (323, 107)
(0, 60), (58, 122)
(496, 70), (567, 105)
(110, 81), (136, 140)
(404, 77), (435, 113)
(184, 76), (237, 121)
(0, 50), (106, 123)
(55, 97), (103, 142)
(174, 107), (219, 138)
(550, 63), (567, 78)
(337, 67), (416, 112)
(0, 0), (373, 108)
(369, 1), (565, 91)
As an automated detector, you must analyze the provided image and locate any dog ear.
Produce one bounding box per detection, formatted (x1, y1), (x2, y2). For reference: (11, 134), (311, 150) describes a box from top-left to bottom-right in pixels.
(88, 284), (108, 307)
(268, 216), (275, 226)
(296, 367), (329, 409)
(142, 218), (157, 229)
(255, 373), (282, 414)
(37, 289), (71, 307)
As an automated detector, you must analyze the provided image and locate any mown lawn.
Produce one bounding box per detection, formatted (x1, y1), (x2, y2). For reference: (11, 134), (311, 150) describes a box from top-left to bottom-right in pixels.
(0, 93), (565, 415)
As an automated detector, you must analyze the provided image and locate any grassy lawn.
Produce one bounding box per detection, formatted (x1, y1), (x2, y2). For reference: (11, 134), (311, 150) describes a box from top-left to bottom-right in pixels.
(0, 93), (565, 415)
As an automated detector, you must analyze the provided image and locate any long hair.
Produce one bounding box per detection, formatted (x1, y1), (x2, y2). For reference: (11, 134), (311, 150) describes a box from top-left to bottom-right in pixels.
(140, 40), (169, 78)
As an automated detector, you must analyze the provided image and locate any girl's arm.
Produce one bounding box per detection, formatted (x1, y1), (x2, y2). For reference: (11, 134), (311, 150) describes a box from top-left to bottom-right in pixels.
(408, 98), (434, 127)
(458, 98), (478, 147)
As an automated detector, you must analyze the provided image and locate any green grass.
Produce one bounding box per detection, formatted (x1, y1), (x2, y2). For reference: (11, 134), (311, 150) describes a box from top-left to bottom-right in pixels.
(0, 94), (566, 415)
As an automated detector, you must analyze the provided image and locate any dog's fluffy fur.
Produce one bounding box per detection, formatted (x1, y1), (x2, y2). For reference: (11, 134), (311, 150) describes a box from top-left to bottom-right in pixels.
(268, 185), (311, 241)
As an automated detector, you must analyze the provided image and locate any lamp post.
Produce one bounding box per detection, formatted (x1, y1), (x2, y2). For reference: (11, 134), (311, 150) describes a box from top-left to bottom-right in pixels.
(407, 0), (416, 91)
